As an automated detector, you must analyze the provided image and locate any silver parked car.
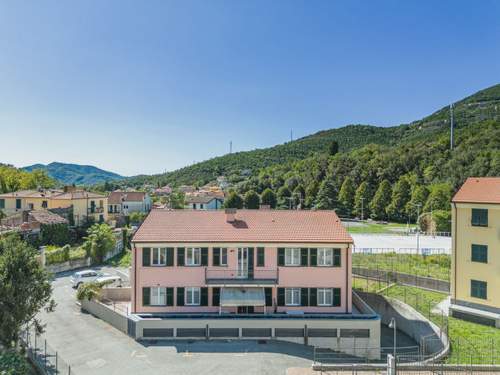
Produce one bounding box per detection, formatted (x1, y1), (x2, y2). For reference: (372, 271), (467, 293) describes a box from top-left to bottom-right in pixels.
(70, 269), (107, 288)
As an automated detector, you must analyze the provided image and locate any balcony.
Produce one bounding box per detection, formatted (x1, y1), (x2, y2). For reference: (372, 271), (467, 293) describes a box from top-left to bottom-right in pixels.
(205, 269), (278, 285)
(89, 207), (104, 214)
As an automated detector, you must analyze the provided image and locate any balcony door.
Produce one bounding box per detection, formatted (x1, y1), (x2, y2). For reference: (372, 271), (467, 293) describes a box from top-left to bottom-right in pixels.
(237, 248), (254, 279)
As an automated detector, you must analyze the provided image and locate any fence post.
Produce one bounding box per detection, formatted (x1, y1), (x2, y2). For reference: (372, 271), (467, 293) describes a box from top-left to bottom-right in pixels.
(69, 365), (71, 375)
(56, 351), (58, 374)
(44, 339), (47, 370)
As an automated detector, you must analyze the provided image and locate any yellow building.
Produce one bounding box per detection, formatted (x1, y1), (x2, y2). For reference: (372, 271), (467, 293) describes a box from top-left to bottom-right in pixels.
(450, 177), (500, 328)
(0, 187), (108, 226)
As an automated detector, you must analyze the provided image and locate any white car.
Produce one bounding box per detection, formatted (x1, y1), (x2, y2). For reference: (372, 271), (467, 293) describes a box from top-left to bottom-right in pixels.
(95, 275), (122, 288)
(70, 270), (107, 288)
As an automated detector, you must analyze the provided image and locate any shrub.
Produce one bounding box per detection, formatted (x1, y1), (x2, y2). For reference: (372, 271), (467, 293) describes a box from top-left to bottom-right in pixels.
(0, 350), (30, 375)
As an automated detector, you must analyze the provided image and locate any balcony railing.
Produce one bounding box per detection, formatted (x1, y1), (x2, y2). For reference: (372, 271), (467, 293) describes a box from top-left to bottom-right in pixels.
(89, 207), (104, 214)
(205, 269), (278, 285)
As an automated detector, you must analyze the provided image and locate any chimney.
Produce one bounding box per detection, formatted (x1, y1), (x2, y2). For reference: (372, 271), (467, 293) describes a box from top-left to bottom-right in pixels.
(225, 208), (237, 222)
(259, 204), (270, 210)
(64, 185), (77, 193)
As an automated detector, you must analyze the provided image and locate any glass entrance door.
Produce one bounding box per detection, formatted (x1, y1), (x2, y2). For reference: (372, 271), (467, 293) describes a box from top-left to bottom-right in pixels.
(237, 248), (248, 278)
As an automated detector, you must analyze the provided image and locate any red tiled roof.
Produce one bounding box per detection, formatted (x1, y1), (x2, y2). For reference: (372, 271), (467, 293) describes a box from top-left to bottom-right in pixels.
(132, 209), (353, 244)
(452, 177), (500, 204)
(108, 191), (146, 204)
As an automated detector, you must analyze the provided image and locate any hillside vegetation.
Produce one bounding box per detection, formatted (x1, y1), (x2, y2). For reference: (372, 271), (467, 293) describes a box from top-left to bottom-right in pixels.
(0, 164), (55, 194)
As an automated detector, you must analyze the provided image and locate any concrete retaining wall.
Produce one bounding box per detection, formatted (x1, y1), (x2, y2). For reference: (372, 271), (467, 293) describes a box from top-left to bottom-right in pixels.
(46, 258), (91, 273)
(357, 291), (448, 358)
(81, 299), (128, 334)
(101, 287), (131, 301)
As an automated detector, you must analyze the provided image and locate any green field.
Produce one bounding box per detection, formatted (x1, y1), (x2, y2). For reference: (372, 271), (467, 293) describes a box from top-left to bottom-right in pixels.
(345, 221), (411, 234)
(352, 252), (451, 281)
(384, 284), (500, 364)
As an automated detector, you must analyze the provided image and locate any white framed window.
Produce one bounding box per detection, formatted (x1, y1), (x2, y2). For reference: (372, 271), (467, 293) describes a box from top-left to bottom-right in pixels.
(150, 287), (166, 306)
(285, 248), (301, 266)
(285, 288), (301, 306)
(318, 248), (333, 266)
(186, 248), (201, 266)
(151, 248), (167, 266)
(221, 248), (228, 266)
(186, 287), (201, 305)
(317, 288), (333, 306)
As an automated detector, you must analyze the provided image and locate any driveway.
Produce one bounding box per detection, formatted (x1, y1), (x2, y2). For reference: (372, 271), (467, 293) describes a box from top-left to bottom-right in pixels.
(38, 268), (313, 375)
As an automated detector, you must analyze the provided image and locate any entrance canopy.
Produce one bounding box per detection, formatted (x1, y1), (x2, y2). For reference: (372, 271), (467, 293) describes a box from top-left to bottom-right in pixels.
(220, 287), (265, 307)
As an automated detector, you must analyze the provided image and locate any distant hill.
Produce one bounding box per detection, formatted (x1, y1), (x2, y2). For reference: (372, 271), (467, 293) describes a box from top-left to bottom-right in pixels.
(126, 83), (500, 188)
(23, 162), (124, 186)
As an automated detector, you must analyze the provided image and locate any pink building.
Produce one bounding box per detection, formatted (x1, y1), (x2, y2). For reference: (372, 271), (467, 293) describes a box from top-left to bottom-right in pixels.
(131, 208), (354, 315)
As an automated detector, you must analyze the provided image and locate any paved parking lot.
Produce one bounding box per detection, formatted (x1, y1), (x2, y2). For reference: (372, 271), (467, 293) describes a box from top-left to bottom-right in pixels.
(351, 234), (451, 254)
(39, 268), (313, 375)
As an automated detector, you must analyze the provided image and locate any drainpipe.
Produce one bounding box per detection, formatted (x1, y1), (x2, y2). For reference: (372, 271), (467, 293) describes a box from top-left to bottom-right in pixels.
(453, 202), (457, 302)
(133, 243), (137, 314)
(346, 245), (349, 313)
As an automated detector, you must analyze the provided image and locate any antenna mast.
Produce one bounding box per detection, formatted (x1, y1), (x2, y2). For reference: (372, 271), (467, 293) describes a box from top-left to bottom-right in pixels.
(450, 104), (454, 150)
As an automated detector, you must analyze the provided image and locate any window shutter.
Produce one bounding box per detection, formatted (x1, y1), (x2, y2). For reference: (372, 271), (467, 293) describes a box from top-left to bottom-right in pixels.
(213, 248), (220, 266)
(200, 287), (208, 306)
(177, 248), (185, 266)
(277, 288), (285, 306)
(201, 248), (209, 266)
(257, 247), (265, 267)
(177, 287), (185, 306)
(166, 248), (174, 266)
(265, 288), (273, 307)
(277, 248), (285, 266)
(333, 249), (341, 267)
(248, 248), (254, 278)
(142, 287), (150, 306)
(212, 287), (220, 306)
(301, 248), (309, 266)
(301, 288), (309, 306)
(309, 288), (317, 306)
(142, 248), (151, 267)
(309, 248), (317, 266)
(333, 288), (341, 306)
(166, 288), (174, 306)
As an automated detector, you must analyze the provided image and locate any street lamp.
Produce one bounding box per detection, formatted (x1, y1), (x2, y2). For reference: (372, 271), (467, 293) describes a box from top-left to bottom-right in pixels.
(412, 203), (422, 255)
(389, 317), (397, 359)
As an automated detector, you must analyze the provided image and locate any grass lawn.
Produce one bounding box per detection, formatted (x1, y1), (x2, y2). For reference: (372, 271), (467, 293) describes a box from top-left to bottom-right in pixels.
(352, 277), (391, 293)
(105, 249), (131, 267)
(384, 284), (500, 364)
(352, 253), (451, 281)
(345, 221), (411, 234)
(45, 245), (87, 265)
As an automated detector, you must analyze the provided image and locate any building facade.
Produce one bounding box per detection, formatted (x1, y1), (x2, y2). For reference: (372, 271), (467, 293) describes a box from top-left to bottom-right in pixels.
(450, 177), (500, 327)
(184, 195), (224, 210)
(108, 191), (152, 216)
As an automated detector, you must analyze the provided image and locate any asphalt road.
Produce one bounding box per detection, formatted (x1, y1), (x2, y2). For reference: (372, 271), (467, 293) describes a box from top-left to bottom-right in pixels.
(38, 268), (313, 375)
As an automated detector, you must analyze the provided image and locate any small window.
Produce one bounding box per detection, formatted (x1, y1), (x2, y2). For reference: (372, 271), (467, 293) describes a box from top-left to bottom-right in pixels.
(471, 280), (487, 300)
(150, 287), (166, 306)
(285, 288), (301, 306)
(471, 244), (488, 263)
(0, 199), (4, 209)
(318, 248), (333, 266)
(192, 204), (196, 209)
(285, 248), (301, 266)
(99, 200), (103, 208)
(200, 204), (204, 209)
(42, 200), (48, 208)
(471, 208), (488, 227)
(16, 199), (21, 209)
(28, 203), (34, 210)
(151, 248), (167, 266)
(186, 248), (201, 266)
(220, 248), (228, 266)
(317, 288), (333, 306)
(186, 287), (201, 305)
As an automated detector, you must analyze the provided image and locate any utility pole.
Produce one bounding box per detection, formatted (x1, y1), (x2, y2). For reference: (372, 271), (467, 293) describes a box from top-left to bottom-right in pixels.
(290, 129), (293, 142)
(360, 197), (365, 221)
(450, 103), (454, 150)
(413, 203), (422, 254)
(229, 141), (232, 154)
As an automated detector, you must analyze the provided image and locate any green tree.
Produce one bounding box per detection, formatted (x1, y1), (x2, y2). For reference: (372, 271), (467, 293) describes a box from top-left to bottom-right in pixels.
(424, 183), (453, 212)
(338, 177), (356, 216)
(369, 180), (392, 220)
(277, 186), (292, 208)
(260, 188), (277, 208)
(168, 191), (185, 209)
(243, 190), (260, 209)
(386, 176), (412, 222)
(82, 223), (116, 263)
(405, 185), (429, 217)
(0, 234), (55, 348)
(315, 174), (337, 209)
(354, 181), (371, 219)
(224, 191), (244, 209)
(329, 140), (339, 156)
(304, 181), (319, 208)
(292, 184), (305, 208)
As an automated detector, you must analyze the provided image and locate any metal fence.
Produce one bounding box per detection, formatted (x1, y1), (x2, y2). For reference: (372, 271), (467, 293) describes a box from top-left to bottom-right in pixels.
(19, 326), (74, 375)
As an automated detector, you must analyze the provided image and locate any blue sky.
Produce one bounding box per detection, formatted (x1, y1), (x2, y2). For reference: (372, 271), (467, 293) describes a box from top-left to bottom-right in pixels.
(0, 0), (499, 176)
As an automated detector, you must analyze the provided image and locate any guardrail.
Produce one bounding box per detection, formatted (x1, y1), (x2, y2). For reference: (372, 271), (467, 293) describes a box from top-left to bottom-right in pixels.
(205, 268), (279, 284)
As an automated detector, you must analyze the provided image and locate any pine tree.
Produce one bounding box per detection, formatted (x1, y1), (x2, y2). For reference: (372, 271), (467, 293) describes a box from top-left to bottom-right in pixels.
(315, 175), (338, 210)
(354, 181), (371, 219)
(369, 180), (392, 220)
(224, 191), (244, 209)
(260, 188), (277, 208)
(243, 190), (260, 209)
(338, 177), (356, 216)
(405, 185), (429, 217)
(386, 176), (411, 222)
(277, 186), (292, 208)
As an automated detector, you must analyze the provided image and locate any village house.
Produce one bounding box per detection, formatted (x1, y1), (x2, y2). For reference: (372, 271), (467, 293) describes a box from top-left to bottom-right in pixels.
(108, 191), (152, 217)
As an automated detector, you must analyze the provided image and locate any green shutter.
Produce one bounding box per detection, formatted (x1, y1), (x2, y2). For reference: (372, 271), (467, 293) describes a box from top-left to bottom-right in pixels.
(309, 288), (317, 306)
(201, 248), (209, 266)
(248, 248), (254, 278)
(300, 288), (309, 306)
(200, 287), (208, 306)
(309, 248), (317, 266)
(333, 288), (341, 306)
(142, 287), (150, 306)
(301, 248), (309, 266)
(166, 288), (174, 306)
(142, 248), (151, 267)
(277, 248), (285, 266)
(471, 244), (488, 263)
(166, 248), (174, 266)
(257, 247), (265, 267)
(265, 288), (273, 307)
(333, 249), (341, 267)
(177, 287), (185, 306)
(213, 248), (220, 266)
(177, 248), (185, 266)
(212, 287), (220, 306)
(277, 288), (285, 306)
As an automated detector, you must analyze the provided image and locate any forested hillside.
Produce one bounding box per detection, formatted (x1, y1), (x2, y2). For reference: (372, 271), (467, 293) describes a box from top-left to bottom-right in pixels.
(23, 162), (123, 185)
